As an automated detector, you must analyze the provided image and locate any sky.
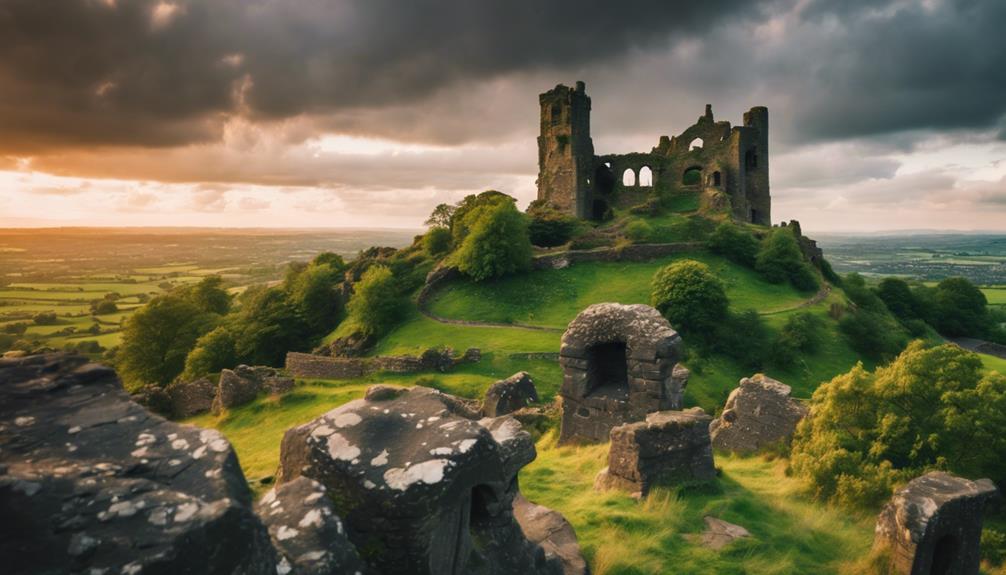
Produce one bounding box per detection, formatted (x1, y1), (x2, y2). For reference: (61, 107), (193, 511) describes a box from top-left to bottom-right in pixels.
(1, 0), (1005, 232)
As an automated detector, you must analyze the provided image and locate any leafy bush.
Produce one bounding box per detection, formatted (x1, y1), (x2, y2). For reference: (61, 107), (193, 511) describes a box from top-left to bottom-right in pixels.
(771, 312), (824, 366)
(838, 308), (907, 361)
(183, 275), (232, 315)
(423, 226), (452, 257)
(2, 322), (28, 335)
(117, 295), (217, 389)
(229, 286), (309, 367)
(312, 252), (347, 273)
(91, 299), (119, 315)
(346, 265), (406, 338)
(790, 341), (1006, 508)
(624, 219), (653, 242)
(650, 260), (729, 338)
(449, 191), (516, 246)
(932, 277), (991, 337)
(32, 312), (58, 325)
(982, 529), (1006, 567)
(842, 273), (888, 313)
(873, 278), (919, 321)
(182, 326), (236, 380)
(454, 200), (532, 281)
(526, 200), (579, 247)
(819, 258), (842, 285)
(708, 222), (759, 267)
(755, 227), (819, 291)
(713, 310), (769, 369)
(286, 261), (344, 338)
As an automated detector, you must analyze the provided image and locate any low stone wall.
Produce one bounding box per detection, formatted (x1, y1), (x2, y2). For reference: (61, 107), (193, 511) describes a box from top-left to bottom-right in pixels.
(533, 242), (705, 271)
(285, 348), (479, 380)
(508, 352), (561, 361)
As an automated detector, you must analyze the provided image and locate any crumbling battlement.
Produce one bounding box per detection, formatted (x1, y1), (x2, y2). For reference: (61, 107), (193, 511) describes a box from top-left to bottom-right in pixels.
(536, 82), (771, 225)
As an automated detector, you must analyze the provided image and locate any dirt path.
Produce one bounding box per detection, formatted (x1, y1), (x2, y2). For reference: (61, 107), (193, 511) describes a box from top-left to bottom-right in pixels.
(757, 284), (832, 316)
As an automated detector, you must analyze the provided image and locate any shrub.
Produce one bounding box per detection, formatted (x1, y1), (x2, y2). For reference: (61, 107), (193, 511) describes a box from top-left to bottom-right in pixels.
(771, 312), (824, 366)
(842, 273), (887, 313)
(755, 227), (819, 291)
(819, 258), (842, 285)
(624, 219), (653, 242)
(346, 265), (406, 338)
(454, 200), (532, 281)
(229, 286), (310, 367)
(423, 226), (452, 257)
(91, 299), (119, 315)
(117, 295), (217, 390)
(32, 312), (58, 325)
(708, 222), (759, 267)
(838, 308), (907, 361)
(650, 260), (729, 337)
(791, 341), (1006, 508)
(526, 200), (579, 247)
(286, 261), (343, 337)
(932, 277), (991, 337)
(874, 278), (918, 321)
(713, 310), (769, 369)
(183, 275), (231, 315)
(312, 252), (347, 273)
(982, 529), (1006, 566)
(2, 322), (28, 335)
(182, 326), (236, 380)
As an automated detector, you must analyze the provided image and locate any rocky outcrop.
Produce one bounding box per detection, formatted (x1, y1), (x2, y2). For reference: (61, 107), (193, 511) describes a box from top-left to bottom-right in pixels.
(709, 374), (808, 453)
(166, 376), (216, 418)
(485, 371), (540, 417)
(277, 385), (575, 575)
(874, 471), (998, 575)
(693, 516), (750, 550)
(558, 303), (685, 444)
(0, 353), (279, 575)
(514, 494), (590, 575)
(595, 408), (716, 497)
(256, 477), (365, 575)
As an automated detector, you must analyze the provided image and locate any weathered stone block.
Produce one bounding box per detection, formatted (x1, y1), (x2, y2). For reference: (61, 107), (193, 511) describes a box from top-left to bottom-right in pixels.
(484, 371), (540, 417)
(709, 374), (808, 453)
(874, 472), (998, 575)
(166, 376), (216, 418)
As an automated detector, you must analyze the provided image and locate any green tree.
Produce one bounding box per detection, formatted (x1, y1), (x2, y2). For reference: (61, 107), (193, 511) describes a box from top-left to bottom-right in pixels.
(229, 286), (309, 366)
(286, 262), (343, 337)
(932, 277), (991, 337)
(91, 299), (119, 315)
(184, 275), (231, 315)
(526, 200), (579, 247)
(117, 295), (216, 389)
(312, 252), (347, 273)
(771, 311), (825, 366)
(790, 341), (1006, 508)
(755, 227), (819, 291)
(708, 222), (760, 267)
(450, 191), (515, 245)
(182, 326), (237, 380)
(650, 259), (729, 336)
(453, 200), (533, 281)
(346, 265), (405, 337)
(32, 312), (58, 325)
(425, 203), (456, 229)
(423, 226), (453, 257)
(874, 278), (919, 321)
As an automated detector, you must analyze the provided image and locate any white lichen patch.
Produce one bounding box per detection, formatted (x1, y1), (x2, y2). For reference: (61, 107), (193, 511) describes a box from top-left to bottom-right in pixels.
(310, 424), (335, 439)
(276, 525), (299, 540)
(121, 561), (142, 575)
(148, 507), (169, 526)
(204, 468), (221, 479)
(14, 416), (35, 427)
(326, 433), (361, 462)
(13, 480), (41, 496)
(170, 438), (190, 450)
(192, 445), (208, 460)
(439, 421), (462, 430)
(276, 556), (292, 575)
(363, 480), (377, 490)
(298, 509), (323, 528)
(429, 447), (453, 456)
(455, 438), (477, 454)
(298, 550), (327, 562)
(383, 459), (450, 491)
(261, 489), (277, 505)
(107, 500), (138, 518)
(68, 425), (82, 434)
(209, 438), (229, 453)
(134, 433), (156, 447)
(332, 412), (362, 428)
(174, 502), (199, 522)
(304, 492), (324, 504)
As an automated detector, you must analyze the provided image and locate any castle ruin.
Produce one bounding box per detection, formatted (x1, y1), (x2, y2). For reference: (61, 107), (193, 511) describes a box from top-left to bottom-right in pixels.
(536, 81), (771, 225)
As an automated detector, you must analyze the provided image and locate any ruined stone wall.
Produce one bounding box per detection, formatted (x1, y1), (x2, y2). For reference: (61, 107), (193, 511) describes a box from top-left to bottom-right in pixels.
(286, 349), (478, 380)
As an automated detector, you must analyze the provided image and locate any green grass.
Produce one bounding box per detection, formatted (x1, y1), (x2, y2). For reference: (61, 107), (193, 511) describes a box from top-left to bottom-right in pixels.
(982, 288), (1006, 305)
(427, 252), (811, 329)
(982, 353), (1006, 374)
(521, 433), (875, 575)
(664, 192), (701, 213)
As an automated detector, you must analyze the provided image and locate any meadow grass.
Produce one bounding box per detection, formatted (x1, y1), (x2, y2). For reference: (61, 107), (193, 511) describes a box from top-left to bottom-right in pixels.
(427, 252), (811, 329)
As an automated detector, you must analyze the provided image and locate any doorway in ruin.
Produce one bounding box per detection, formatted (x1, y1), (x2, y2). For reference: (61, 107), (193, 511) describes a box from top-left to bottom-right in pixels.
(585, 341), (629, 401)
(930, 534), (960, 575)
(682, 166), (702, 186)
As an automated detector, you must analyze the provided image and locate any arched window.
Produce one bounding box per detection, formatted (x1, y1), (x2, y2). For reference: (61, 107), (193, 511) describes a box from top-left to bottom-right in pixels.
(682, 167), (702, 186)
(638, 166), (653, 187)
(622, 168), (636, 186)
(689, 138), (704, 151)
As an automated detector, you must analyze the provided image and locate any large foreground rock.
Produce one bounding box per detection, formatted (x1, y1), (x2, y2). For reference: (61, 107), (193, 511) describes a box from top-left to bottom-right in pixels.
(256, 476), (365, 575)
(874, 471), (998, 575)
(0, 353), (278, 575)
(514, 494), (590, 575)
(709, 374), (808, 453)
(278, 385), (570, 575)
(595, 408), (716, 497)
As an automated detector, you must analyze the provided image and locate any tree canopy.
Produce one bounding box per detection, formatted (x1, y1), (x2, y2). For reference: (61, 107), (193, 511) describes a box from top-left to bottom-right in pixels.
(650, 259), (728, 335)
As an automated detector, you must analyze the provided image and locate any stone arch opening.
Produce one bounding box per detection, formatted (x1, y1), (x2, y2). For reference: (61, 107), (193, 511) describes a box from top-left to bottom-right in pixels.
(709, 171), (721, 187)
(930, 534), (960, 575)
(745, 147), (758, 171)
(622, 168), (636, 186)
(682, 166), (702, 186)
(592, 199), (610, 220)
(594, 164), (615, 197)
(638, 166), (653, 187)
(585, 341), (629, 400)
(689, 138), (704, 150)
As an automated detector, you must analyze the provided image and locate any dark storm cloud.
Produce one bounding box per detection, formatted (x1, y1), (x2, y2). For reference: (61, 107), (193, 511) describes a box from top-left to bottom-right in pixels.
(0, 0), (763, 153)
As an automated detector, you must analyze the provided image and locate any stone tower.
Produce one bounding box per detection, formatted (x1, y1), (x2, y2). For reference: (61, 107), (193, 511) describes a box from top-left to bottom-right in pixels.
(537, 81), (595, 219)
(742, 106), (770, 225)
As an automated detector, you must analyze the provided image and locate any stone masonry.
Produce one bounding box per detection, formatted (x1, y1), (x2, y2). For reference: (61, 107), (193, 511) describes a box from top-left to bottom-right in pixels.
(537, 81), (770, 224)
(594, 408), (717, 497)
(558, 303), (686, 444)
(874, 471), (998, 575)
